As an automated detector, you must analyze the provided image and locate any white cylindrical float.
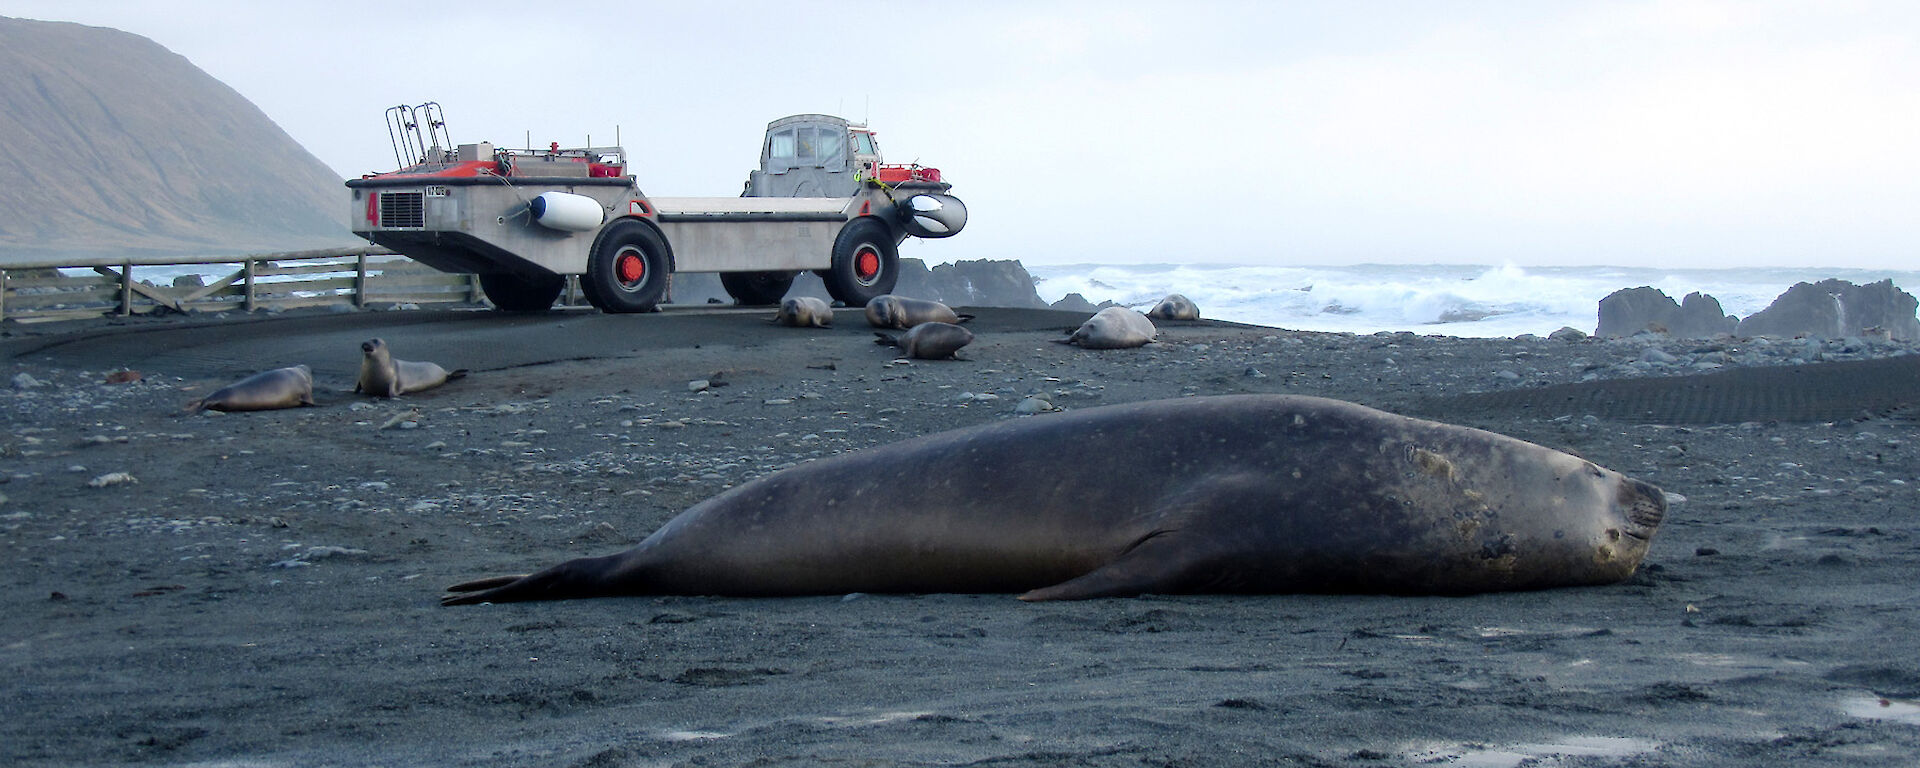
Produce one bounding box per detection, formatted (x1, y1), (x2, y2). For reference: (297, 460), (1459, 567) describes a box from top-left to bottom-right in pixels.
(529, 191), (606, 232)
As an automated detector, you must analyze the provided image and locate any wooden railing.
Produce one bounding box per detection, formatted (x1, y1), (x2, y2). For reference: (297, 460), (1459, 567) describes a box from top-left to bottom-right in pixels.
(0, 246), (580, 323)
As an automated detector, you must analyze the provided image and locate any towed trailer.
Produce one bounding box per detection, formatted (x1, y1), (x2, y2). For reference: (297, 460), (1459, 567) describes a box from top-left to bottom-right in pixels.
(346, 103), (967, 312)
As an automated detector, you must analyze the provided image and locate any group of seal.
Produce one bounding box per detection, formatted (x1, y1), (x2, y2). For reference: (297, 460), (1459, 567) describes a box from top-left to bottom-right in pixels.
(771, 292), (1196, 360)
(184, 339), (462, 413)
(862, 294), (976, 359)
(444, 394), (1666, 605)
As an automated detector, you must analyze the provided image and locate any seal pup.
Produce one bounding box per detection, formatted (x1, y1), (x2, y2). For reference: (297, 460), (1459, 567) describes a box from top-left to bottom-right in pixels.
(864, 295), (973, 330)
(874, 321), (975, 360)
(772, 296), (834, 328)
(1058, 307), (1157, 349)
(355, 338), (465, 398)
(444, 394), (1666, 605)
(185, 365), (315, 413)
(1146, 294), (1200, 321)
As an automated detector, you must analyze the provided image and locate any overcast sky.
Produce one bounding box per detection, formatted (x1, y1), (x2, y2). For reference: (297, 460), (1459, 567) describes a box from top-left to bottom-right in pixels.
(8, 1), (1918, 269)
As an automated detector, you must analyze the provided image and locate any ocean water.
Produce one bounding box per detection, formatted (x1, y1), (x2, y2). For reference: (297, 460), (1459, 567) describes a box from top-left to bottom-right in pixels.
(1028, 263), (1920, 338)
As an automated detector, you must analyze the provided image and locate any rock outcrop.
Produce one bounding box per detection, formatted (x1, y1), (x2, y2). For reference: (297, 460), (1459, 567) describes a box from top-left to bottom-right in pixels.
(1736, 279), (1920, 341)
(667, 258), (1049, 308)
(1595, 286), (1736, 338)
(895, 259), (1050, 308)
(0, 17), (356, 263)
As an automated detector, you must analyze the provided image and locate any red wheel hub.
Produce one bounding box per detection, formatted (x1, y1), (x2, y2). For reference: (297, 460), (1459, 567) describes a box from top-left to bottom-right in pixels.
(855, 247), (880, 281)
(616, 251), (646, 285)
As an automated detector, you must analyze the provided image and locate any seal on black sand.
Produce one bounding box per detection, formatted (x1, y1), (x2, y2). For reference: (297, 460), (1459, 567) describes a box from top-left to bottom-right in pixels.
(1146, 294), (1200, 321)
(185, 365), (315, 413)
(874, 322), (975, 360)
(355, 338), (465, 398)
(773, 296), (834, 328)
(865, 295), (973, 329)
(443, 394), (1666, 604)
(1059, 306), (1157, 349)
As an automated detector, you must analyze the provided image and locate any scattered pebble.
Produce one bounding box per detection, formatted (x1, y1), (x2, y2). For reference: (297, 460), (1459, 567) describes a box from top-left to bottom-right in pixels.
(87, 472), (137, 488)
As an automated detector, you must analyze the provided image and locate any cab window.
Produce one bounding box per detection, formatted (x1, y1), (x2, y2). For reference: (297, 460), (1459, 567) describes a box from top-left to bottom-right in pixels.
(769, 129), (795, 160)
(794, 128), (816, 161)
(852, 131), (876, 155)
(813, 127), (845, 160)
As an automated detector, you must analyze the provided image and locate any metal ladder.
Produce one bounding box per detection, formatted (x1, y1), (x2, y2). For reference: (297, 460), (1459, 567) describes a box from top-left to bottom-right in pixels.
(383, 102), (453, 169)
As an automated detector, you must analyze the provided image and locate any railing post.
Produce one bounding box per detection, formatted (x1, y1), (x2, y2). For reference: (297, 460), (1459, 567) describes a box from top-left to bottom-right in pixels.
(119, 260), (133, 316)
(244, 259), (257, 312)
(355, 252), (368, 308)
(0, 269), (8, 321)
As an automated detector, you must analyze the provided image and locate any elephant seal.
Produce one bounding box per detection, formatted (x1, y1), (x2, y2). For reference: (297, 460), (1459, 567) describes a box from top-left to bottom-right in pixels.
(355, 338), (465, 398)
(865, 295), (973, 330)
(874, 321), (975, 360)
(1059, 307), (1157, 349)
(185, 365), (314, 413)
(1146, 294), (1200, 321)
(444, 394), (1665, 605)
(773, 296), (834, 328)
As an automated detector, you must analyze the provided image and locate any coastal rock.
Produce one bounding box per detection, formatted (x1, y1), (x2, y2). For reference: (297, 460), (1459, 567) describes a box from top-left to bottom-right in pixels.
(1736, 279), (1920, 341)
(1595, 287), (1736, 338)
(1050, 293), (1100, 313)
(666, 258), (1048, 308)
(895, 258), (1050, 309)
(1596, 287), (1673, 337)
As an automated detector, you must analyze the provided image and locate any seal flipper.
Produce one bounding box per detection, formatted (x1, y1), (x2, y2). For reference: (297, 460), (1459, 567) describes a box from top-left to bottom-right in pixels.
(442, 554), (623, 605)
(1021, 473), (1272, 601)
(1017, 530), (1204, 601)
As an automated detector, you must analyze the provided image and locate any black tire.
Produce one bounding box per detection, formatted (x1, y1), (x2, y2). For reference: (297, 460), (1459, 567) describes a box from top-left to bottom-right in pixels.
(478, 272), (565, 312)
(720, 271), (797, 305)
(822, 218), (899, 306)
(581, 220), (673, 313)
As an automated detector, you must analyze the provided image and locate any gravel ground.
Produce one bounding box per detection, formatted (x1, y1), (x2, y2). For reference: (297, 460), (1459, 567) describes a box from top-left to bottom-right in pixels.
(2, 305), (1918, 767)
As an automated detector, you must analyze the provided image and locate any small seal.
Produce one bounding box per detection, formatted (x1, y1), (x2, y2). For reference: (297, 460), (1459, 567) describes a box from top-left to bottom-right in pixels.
(185, 365), (315, 413)
(864, 295), (973, 330)
(1146, 294), (1200, 321)
(355, 338), (465, 398)
(773, 296), (834, 328)
(1058, 307), (1157, 349)
(874, 321), (975, 360)
(443, 394), (1666, 604)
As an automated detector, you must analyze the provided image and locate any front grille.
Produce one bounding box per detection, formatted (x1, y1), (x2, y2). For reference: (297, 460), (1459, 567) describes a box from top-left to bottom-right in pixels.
(378, 192), (425, 228)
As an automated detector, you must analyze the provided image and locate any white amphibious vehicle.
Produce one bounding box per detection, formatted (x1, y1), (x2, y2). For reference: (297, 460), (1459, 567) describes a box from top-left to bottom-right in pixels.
(346, 104), (967, 312)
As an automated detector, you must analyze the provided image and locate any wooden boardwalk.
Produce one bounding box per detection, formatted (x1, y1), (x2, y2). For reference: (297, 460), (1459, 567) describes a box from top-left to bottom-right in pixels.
(0, 246), (584, 322)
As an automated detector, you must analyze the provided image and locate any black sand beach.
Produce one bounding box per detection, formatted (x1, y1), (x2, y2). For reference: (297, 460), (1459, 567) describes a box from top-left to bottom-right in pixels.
(4, 306), (1919, 766)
